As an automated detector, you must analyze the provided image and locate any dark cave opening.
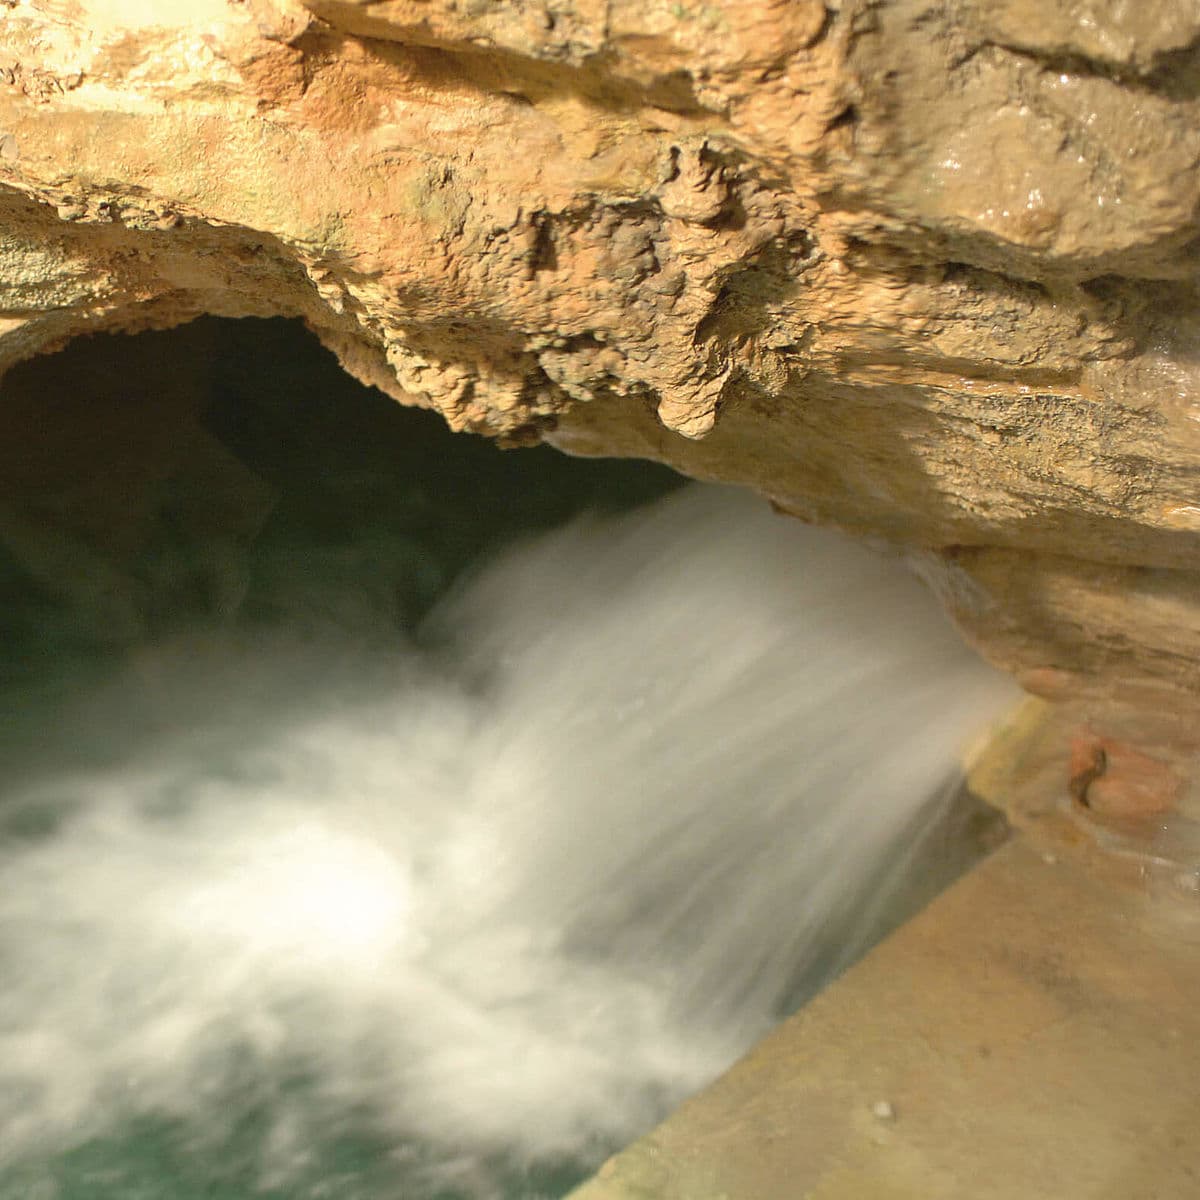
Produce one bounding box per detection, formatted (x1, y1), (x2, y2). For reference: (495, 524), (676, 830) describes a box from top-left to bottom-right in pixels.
(0, 316), (683, 686)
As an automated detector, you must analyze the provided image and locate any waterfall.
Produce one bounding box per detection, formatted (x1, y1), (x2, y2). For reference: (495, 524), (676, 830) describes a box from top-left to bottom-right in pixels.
(0, 485), (1013, 1199)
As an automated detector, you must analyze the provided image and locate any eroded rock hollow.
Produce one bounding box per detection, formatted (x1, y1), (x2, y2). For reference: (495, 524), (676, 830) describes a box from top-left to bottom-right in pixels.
(2, 0), (1199, 848)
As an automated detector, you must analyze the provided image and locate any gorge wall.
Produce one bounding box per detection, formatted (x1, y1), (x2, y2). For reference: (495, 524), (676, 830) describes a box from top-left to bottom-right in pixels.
(2, 0), (1200, 851)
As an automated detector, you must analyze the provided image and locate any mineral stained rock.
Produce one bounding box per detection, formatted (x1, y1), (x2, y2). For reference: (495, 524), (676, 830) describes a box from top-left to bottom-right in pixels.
(1, 0), (1199, 834)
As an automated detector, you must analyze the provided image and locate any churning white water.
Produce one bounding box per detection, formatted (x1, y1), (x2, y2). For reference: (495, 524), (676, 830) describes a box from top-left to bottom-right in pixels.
(0, 485), (1014, 1199)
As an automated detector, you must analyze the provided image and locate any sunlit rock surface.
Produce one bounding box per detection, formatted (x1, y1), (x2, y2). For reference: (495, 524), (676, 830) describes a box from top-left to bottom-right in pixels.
(1, 0), (1199, 830)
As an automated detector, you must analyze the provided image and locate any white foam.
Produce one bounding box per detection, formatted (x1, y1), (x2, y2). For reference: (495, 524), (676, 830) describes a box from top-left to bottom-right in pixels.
(0, 485), (1015, 1194)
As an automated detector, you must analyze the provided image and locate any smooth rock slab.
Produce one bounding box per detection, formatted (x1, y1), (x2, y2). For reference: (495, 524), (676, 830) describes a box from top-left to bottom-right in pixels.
(571, 836), (1200, 1200)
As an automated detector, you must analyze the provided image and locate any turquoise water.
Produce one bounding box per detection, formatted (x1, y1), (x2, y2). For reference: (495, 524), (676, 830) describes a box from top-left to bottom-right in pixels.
(4, 1119), (588, 1200)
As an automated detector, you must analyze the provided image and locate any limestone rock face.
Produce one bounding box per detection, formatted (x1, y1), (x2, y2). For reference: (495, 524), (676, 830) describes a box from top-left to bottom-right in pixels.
(1, 1), (1199, 835)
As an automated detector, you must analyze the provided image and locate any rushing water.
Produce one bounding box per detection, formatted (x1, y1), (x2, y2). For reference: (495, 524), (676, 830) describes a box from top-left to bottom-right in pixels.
(0, 480), (1014, 1200)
